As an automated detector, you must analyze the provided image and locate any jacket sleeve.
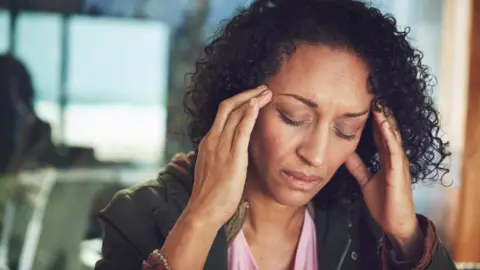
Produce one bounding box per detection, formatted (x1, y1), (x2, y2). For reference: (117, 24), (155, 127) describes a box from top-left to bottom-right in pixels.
(94, 191), (165, 270)
(381, 214), (457, 270)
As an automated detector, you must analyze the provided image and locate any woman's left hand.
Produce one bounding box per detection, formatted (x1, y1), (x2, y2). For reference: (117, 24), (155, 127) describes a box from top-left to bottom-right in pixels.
(345, 105), (423, 259)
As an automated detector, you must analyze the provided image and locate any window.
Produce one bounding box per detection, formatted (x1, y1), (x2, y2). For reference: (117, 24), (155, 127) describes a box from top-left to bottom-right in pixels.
(0, 9), (9, 53)
(13, 12), (170, 165)
(65, 16), (170, 164)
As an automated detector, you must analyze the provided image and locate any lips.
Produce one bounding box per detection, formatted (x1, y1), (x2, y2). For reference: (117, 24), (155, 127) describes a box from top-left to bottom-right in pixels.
(280, 170), (323, 191)
(282, 170), (322, 182)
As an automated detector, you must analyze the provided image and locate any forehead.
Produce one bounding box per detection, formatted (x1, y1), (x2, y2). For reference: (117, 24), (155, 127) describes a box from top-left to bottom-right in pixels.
(266, 44), (372, 108)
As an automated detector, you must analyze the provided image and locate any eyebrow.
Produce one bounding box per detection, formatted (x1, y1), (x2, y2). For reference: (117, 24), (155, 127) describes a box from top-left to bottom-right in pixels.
(279, 93), (370, 118)
(343, 109), (369, 118)
(279, 93), (318, 108)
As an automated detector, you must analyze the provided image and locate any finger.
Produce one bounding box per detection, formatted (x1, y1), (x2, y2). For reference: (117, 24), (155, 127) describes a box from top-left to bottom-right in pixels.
(210, 85), (269, 136)
(231, 93), (273, 153)
(373, 109), (404, 169)
(224, 92), (272, 152)
(219, 88), (272, 143)
(383, 107), (402, 142)
(372, 112), (390, 169)
(345, 152), (372, 188)
(231, 98), (260, 155)
(219, 102), (250, 150)
(372, 113), (387, 153)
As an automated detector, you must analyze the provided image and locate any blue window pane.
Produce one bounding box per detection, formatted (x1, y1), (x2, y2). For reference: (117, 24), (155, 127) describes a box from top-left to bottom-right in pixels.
(64, 16), (171, 164)
(67, 16), (170, 105)
(14, 12), (62, 102)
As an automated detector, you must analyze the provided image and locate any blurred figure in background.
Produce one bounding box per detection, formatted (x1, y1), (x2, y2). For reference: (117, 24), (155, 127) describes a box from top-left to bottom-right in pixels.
(0, 54), (100, 270)
(0, 54), (59, 173)
(0, 54), (99, 175)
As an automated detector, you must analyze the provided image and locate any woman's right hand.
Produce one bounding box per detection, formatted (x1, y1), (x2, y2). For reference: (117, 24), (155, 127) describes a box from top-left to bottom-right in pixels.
(185, 85), (273, 226)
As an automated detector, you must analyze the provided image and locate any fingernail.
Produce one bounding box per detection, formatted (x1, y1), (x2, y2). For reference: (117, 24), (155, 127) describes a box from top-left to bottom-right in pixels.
(372, 99), (382, 113)
(260, 89), (271, 96)
(257, 85), (267, 91)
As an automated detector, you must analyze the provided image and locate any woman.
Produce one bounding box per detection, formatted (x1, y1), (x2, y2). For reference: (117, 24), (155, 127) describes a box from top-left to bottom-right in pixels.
(95, 0), (456, 269)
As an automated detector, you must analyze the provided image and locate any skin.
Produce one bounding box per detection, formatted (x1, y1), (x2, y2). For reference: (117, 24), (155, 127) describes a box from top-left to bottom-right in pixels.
(159, 44), (422, 270)
(244, 45), (373, 269)
(247, 44), (372, 206)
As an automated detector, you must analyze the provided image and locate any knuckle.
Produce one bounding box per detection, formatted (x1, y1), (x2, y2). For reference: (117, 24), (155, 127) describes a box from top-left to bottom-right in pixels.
(199, 136), (212, 151)
(235, 124), (249, 138)
(353, 163), (364, 173)
(198, 139), (206, 152)
(359, 175), (369, 183)
(218, 100), (231, 113)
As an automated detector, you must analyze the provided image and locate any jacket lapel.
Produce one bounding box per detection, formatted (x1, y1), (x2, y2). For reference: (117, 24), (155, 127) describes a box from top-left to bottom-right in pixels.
(315, 203), (353, 270)
(205, 227), (229, 269)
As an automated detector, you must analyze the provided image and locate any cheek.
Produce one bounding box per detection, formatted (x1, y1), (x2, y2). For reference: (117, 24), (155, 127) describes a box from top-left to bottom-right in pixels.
(249, 110), (294, 165)
(329, 123), (367, 164)
(332, 142), (357, 162)
(326, 139), (361, 173)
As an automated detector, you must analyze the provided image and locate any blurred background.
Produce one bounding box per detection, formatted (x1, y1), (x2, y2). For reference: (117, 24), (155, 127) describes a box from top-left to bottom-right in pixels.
(0, 0), (478, 269)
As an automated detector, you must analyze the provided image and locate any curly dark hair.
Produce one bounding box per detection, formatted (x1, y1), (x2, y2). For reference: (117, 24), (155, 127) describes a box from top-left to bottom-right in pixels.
(183, 0), (451, 208)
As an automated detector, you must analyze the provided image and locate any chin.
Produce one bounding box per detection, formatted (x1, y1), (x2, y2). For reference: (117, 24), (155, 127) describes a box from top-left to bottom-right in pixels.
(262, 171), (326, 207)
(268, 187), (317, 207)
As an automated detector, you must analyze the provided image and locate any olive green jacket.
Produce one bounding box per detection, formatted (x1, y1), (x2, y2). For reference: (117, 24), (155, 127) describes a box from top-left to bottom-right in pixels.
(95, 155), (456, 270)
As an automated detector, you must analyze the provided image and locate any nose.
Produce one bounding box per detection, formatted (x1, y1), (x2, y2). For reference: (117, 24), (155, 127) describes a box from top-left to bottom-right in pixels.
(296, 124), (329, 168)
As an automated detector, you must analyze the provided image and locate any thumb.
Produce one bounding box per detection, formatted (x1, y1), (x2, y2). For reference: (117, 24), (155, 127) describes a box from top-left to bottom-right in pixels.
(345, 152), (371, 188)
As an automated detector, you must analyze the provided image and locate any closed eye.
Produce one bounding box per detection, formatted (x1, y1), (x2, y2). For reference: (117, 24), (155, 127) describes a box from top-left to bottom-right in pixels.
(279, 109), (359, 141)
(334, 127), (357, 141)
(278, 110), (305, 126)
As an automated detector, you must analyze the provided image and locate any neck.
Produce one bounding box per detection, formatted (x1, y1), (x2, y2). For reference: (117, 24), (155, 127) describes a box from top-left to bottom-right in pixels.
(242, 175), (305, 240)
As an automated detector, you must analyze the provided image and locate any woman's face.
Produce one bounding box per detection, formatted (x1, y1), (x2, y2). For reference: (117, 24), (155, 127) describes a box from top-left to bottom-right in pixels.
(248, 44), (373, 207)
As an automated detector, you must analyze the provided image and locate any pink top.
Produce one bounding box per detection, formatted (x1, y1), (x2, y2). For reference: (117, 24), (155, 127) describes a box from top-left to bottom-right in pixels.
(227, 208), (318, 270)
